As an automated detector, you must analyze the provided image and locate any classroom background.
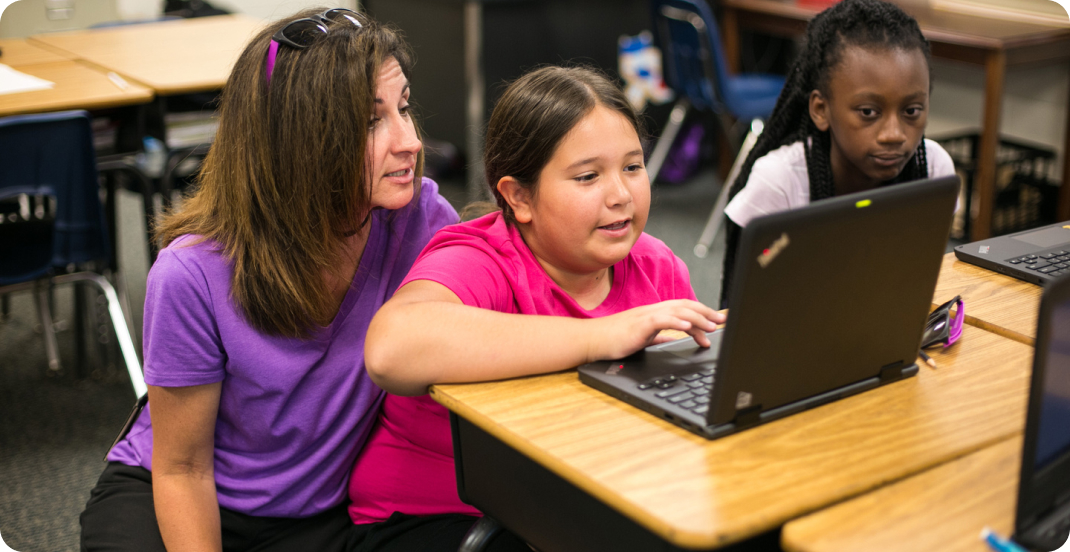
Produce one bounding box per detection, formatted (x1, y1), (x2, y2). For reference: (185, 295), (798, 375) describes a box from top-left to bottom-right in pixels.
(1, 0), (1068, 550)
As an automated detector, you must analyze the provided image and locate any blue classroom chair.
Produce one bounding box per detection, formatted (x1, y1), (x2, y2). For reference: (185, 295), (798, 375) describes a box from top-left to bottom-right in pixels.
(0, 110), (145, 398)
(648, 0), (784, 257)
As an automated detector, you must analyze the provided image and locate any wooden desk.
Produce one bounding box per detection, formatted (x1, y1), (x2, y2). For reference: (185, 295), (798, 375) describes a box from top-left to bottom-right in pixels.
(0, 40), (152, 117)
(29, 15), (263, 95)
(933, 252), (1041, 345)
(782, 435), (1022, 552)
(0, 38), (74, 66)
(719, 0), (1070, 241)
(432, 325), (1031, 550)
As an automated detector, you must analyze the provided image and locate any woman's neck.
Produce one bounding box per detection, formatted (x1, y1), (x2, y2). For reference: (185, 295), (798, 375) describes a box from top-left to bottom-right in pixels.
(323, 227), (371, 317)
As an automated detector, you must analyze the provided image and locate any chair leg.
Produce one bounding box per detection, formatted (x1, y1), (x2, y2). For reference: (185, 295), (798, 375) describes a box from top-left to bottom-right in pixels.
(646, 98), (690, 184)
(694, 119), (764, 258)
(34, 280), (62, 375)
(457, 516), (503, 552)
(51, 272), (146, 398)
(109, 268), (141, 358)
(74, 281), (88, 378)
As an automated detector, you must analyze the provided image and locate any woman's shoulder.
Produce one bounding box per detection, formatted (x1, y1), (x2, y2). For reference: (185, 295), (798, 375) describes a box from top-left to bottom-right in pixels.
(399, 177), (458, 221)
(150, 235), (230, 289)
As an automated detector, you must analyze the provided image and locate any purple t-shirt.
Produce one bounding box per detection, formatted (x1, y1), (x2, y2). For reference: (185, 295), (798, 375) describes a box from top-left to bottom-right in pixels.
(108, 178), (458, 518)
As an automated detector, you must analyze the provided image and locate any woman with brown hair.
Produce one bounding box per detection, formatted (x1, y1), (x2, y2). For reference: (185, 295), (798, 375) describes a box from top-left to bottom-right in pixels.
(79, 8), (457, 552)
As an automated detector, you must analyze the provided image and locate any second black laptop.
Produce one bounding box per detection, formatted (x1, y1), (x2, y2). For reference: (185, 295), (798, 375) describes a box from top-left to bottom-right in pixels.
(954, 221), (1070, 286)
(578, 176), (959, 439)
(1014, 273), (1070, 551)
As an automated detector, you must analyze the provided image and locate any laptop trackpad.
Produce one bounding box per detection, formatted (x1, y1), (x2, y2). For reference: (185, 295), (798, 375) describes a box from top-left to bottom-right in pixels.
(649, 331), (723, 363)
(1014, 226), (1070, 248)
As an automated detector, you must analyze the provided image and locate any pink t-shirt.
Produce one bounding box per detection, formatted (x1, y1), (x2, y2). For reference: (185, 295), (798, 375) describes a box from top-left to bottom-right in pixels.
(348, 211), (697, 524)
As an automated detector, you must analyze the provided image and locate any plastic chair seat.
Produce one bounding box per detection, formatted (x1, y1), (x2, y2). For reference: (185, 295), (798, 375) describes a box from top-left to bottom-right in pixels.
(722, 73), (785, 121)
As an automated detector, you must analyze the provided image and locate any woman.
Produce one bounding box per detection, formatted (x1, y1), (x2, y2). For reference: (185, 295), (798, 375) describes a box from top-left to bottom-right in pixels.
(79, 9), (458, 552)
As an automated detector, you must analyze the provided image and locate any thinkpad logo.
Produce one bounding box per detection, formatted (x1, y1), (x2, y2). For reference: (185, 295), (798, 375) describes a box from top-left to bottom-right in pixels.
(979, 245), (990, 254)
(757, 233), (790, 268)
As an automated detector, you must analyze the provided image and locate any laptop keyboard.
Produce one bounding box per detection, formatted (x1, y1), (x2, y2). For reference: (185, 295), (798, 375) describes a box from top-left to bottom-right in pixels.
(636, 367), (716, 415)
(1007, 249), (1070, 277)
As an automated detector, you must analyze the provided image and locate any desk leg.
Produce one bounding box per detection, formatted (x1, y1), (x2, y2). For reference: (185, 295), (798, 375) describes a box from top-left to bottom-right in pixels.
(972, 50), (1006, 241)
(722, 6), (741, 75)
(1059, 63), (1070, 222)
(464, 0), (487, 204)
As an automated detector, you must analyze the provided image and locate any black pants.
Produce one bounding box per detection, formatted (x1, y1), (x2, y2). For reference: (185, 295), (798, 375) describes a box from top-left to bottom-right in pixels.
(348, 512), (530, 552)
(81, 462), (530, 552)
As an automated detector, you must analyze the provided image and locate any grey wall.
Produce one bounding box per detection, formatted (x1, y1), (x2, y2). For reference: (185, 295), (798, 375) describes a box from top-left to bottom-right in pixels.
(364, 0), (652, 155)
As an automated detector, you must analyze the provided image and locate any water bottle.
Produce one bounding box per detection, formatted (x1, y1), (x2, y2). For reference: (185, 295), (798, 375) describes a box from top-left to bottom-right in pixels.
(136, 136), (166, 178)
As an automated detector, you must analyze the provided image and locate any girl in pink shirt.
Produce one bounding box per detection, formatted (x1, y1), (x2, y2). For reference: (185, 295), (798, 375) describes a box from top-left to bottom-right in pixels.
(347, 66), (725, 551)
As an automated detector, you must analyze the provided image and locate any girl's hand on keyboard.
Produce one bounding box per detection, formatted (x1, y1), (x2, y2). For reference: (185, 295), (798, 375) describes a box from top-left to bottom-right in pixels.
(586, 300), (724, 362)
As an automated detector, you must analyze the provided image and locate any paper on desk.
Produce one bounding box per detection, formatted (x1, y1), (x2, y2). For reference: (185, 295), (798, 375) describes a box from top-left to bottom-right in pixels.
(0, 63), (55, 96)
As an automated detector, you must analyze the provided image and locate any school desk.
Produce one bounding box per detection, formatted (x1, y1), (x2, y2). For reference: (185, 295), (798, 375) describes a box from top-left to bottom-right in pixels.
(933, 251), (1042, 346)
(718, 0), (1070, 242)
(0, 39), (153, 117)
(28, 15), (263, 95)
(430, 324), (1030, 550)
(781, 435), (1023, 552)
(0, 38), (74, 67)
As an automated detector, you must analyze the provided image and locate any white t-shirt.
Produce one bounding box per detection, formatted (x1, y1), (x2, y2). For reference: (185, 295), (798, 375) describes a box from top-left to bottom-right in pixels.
(724, 138), (957, 227)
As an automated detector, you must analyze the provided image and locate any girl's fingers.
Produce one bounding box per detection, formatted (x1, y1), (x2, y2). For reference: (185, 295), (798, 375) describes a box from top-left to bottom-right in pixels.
(689, 327), (713, 348)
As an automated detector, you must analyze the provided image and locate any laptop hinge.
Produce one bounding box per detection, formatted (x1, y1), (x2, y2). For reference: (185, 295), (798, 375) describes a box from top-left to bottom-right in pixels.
(880, 361), (907, 383)
(733, 405), (763, 428)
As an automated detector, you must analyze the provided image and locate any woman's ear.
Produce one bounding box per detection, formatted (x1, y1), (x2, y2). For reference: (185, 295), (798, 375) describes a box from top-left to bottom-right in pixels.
(809, 90), (830, 132)
(497, 176), (533, 224)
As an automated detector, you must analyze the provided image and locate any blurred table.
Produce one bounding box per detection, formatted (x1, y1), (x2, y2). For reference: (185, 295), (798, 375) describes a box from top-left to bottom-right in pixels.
(28, 15), (263, 95)
(782, 435), (1022, 552)
(0, 39), (152, 117)
(719, 0), (1070, 241)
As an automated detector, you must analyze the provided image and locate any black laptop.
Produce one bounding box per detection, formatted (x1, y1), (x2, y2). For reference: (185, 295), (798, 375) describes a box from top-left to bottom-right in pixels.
(578, 176), (959, 439)
(954, 222), (1070, 285)
(1014, 273), (1070, 551)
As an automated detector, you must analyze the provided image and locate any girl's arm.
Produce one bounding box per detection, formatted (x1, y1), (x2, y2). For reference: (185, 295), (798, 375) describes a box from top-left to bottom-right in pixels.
(150, 382), (223, 552)
(365, 280), (724, 396)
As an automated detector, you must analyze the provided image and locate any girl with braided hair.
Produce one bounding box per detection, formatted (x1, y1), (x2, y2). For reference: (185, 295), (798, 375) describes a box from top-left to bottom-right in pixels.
(720, 0), (956, 304)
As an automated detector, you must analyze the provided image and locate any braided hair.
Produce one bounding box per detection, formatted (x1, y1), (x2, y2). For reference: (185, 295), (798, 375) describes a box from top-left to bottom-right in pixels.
(720, 0), (932, 305)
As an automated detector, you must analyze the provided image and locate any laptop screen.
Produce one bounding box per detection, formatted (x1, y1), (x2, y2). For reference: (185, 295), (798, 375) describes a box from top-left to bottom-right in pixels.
(1035, 299), (1070, 471)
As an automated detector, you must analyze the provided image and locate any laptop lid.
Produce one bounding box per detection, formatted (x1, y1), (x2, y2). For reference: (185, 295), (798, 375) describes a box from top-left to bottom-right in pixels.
(708, 176), (959, 425)
(1015, 274), (1070, 550)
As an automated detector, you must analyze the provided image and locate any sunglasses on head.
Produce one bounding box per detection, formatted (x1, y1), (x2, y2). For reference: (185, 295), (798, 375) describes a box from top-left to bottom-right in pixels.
(922, 295), (963, 349)
(265, 8), (365, 84)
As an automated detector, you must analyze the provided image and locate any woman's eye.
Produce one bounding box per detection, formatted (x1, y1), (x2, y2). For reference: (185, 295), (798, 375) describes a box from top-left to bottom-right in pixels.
(368, 117), (381, 130)
(400, 104), (411, 117)
(905, 106), (924, 117)
(858, 108), (877, 118)
(575, 173), (597, 183)
(624, 163), (643, 173)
